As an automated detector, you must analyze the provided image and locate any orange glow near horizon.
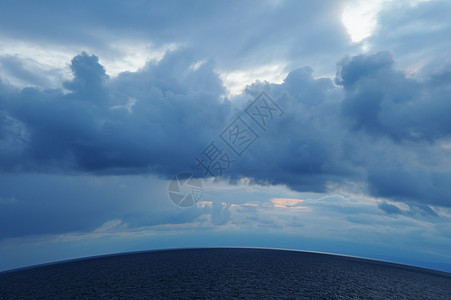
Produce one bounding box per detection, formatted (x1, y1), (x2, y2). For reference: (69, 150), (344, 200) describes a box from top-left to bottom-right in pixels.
(271, 198), (308, 210)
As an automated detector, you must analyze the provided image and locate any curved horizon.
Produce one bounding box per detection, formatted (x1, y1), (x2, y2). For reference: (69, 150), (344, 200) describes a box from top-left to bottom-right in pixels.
(2, 246), (450, 276)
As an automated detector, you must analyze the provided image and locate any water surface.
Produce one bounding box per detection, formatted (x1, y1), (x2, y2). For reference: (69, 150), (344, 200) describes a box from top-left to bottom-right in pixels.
(1, 248), (450, 299)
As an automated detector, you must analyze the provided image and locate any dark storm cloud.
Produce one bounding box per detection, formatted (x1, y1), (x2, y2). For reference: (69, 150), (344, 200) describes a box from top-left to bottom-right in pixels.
(334, 52), (451, 208)
(241, 52), (451, 209)
(233, 66), (351, 192)
(337, 51), (451, 141)
(0, 51), (231, 174)
(368, 169), (451, 208)
(1, 50), (451, 211)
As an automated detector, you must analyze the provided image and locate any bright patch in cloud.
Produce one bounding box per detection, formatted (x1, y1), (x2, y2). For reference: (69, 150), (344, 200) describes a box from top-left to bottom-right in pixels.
(0, 36), (74, 70)
(342, 0), (433, 44)
(219, 63), (287, 96)
(104, 41), (179, 76)
(341, 0), (389, 43)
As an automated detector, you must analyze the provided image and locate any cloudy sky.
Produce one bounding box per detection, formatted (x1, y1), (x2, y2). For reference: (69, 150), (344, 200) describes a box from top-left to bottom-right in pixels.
(1, 0), (451, 273)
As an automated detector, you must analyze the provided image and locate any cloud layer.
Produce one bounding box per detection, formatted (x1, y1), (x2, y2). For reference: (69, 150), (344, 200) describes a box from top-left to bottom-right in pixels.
(1, 50), (450, 212)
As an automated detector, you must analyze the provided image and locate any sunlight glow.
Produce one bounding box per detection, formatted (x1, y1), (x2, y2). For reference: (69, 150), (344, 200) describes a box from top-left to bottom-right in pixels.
(219, 63), (287, 96)
(341, 0), (389, 43)
(342, 0), (432, 44)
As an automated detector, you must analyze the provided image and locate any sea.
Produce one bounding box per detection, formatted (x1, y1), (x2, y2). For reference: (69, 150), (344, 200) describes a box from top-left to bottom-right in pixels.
(0, 248), (450, 299)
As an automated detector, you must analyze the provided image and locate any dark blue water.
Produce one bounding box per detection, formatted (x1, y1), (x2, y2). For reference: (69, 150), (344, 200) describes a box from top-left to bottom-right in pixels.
(1, 248), (450, 299)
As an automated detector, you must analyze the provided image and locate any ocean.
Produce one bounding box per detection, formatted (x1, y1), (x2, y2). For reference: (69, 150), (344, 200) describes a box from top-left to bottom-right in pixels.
(0, 248), (450, 299)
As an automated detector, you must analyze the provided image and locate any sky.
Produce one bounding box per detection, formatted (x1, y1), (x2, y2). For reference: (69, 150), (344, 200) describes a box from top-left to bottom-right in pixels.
(1, 0), (451, 273)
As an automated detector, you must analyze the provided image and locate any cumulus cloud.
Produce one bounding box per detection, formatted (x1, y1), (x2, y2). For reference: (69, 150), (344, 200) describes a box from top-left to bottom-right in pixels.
(0, 51), (230, 174)
(1, 49), (451, 213)
(337, 51), (451, 141)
